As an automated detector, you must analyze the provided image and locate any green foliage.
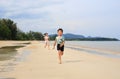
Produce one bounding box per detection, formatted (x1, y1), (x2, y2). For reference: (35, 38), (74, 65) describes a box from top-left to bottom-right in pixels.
(0, 20), (11, 40)
(30, 31), (44, 40)
(0, 19), (17, 40)
(25, 31), (44, 40)
(16, 30), (44, 40)
(16, 29), (28, 40)
(0, 18), (44, 40)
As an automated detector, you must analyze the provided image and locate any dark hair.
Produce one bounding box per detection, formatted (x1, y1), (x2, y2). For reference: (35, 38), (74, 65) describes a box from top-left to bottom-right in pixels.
(57, 28), (63, 32)
(44, 33), (48, 35)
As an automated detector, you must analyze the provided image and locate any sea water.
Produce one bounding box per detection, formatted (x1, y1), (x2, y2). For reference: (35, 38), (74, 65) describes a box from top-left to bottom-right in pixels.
(65, 41), (120, 58)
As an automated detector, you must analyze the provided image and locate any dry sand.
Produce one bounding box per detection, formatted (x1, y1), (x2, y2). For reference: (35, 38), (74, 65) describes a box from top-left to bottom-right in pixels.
(0, 41), (120, 79)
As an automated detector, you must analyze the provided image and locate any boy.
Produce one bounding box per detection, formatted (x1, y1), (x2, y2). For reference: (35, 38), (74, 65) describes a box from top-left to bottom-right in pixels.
(53, 28), (65, 64)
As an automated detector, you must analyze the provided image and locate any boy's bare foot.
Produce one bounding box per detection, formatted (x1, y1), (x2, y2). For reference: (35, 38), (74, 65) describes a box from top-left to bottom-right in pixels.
(59, 61), (62, 64)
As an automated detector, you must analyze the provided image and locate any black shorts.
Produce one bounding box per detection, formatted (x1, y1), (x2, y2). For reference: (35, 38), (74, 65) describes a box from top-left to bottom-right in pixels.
(57, 44), (64, 51)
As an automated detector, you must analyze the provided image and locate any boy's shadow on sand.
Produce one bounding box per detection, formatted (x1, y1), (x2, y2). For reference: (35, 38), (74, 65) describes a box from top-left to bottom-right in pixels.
(65, 60), (82, 63)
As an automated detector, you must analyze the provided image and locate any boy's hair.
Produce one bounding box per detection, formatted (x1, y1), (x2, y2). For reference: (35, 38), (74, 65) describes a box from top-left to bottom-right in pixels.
(57, 28), (63, 32)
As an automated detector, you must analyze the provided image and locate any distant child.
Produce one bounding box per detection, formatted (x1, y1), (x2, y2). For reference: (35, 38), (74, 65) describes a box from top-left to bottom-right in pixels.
(44, 33), (50, 49)
(53, 28), (65, 64)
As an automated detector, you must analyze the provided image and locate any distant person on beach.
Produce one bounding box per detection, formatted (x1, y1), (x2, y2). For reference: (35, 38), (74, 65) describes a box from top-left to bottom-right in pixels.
(53, 28), (65, 64)
(44, 33), (50, 49)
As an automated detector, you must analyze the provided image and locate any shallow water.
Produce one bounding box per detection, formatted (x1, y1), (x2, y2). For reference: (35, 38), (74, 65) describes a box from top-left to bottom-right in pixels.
(66, 46), (120, 58)
(0, 41), (31, 74)
(65, 41), (120, 58)
(0, 46), (24, 61)
(0, 46), (24, 73)
(66, 41), (120, 53)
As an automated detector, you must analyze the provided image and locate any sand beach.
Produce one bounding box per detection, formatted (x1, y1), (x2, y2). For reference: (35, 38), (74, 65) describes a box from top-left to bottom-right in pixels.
(0, 41), (120, 79)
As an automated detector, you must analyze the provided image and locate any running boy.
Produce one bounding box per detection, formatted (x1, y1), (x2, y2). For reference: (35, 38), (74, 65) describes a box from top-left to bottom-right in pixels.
(53, 28), (65, 64)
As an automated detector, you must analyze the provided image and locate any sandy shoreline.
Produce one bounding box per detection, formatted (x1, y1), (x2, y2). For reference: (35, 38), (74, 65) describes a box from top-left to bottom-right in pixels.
(0, 41), (31, 48)
(0, 41), (120, 79)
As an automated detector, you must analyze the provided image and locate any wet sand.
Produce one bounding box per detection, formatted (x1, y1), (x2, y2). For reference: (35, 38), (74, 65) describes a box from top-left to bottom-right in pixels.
(0, 41), (120, 79)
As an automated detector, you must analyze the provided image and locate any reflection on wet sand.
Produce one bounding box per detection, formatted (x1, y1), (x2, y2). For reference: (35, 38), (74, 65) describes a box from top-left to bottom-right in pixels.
(0, 46), (24, 73)
(0, 46), (24, 61)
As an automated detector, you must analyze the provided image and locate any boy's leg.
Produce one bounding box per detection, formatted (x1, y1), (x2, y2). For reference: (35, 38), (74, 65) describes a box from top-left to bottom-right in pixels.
(61, 51), (64, 56)
(61, 45), (64, 56)
(58, 50), (62, 64)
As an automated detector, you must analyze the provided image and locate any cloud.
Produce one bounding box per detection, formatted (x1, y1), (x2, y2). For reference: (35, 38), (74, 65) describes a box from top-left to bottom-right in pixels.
(0, 0), (64, 18)
(0, 0), (120, 38)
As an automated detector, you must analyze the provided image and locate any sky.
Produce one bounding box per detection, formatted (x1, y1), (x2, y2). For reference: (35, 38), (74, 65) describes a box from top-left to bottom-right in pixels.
(0, 0), (120, 39)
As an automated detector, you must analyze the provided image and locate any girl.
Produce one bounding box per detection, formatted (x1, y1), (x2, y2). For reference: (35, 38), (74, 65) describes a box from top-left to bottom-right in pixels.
(44, 33), (50, 49)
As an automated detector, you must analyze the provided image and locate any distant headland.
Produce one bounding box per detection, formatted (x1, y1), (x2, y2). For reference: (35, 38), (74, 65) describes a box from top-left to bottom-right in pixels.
(50, 33), (119, 41)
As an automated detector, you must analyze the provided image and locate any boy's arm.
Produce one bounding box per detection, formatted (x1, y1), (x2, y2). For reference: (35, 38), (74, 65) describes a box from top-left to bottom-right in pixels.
(60, 41), (65, 47)
(60, 37), (65, 47)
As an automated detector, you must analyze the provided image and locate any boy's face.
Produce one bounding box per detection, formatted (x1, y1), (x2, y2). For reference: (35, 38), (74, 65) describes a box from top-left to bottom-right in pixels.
(58, 30), (63, 36)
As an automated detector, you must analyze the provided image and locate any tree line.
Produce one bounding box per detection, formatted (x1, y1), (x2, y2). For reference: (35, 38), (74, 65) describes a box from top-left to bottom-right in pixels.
(0, 18), (44, 40)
